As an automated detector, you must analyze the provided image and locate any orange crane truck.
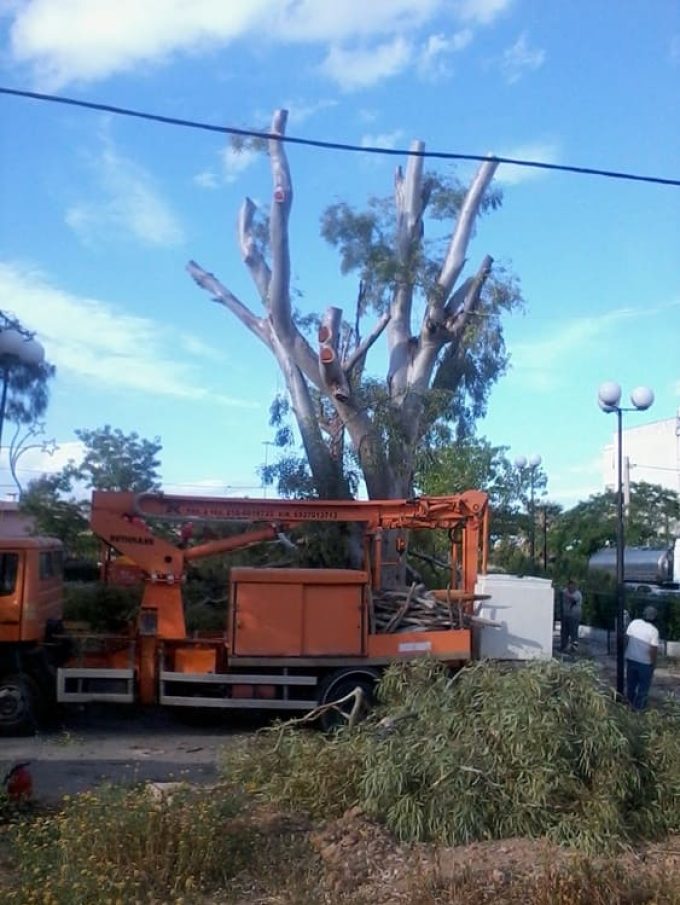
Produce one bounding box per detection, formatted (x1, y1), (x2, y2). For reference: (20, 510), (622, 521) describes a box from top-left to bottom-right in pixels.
(0, 489), (488, 734)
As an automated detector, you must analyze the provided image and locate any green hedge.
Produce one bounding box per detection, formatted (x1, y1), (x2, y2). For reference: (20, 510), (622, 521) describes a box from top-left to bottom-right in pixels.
(582, 586), (680, 641)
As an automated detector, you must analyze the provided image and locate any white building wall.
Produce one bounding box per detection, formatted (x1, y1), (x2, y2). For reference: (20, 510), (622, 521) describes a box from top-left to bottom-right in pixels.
(602, 415), (680, 494)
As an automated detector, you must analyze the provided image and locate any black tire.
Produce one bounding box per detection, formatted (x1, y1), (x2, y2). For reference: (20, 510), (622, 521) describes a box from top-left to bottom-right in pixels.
(317, 668), (380, 732)
(0, 674), (40, 737)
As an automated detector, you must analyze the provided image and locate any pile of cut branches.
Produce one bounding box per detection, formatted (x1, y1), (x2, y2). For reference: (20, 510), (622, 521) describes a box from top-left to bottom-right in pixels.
(222, 659), (680, 853)
(372, 583), (493, 633)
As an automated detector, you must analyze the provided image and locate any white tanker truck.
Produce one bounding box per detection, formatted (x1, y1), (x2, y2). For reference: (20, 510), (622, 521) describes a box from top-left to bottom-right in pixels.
(588, 539), (680, 591)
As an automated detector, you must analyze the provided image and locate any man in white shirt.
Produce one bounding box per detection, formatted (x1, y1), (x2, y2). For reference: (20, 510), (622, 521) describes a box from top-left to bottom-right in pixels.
(625, 605), (660, 710)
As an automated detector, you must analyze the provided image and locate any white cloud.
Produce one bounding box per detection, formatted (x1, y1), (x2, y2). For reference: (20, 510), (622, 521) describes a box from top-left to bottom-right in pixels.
(270, 0), (442, 41)
(5, 0), (512, 90)
(9, 0), (271, 89)
(0, 262), (255, 408)
(455, 0), (513, 25)
(193, 170), (220, 190)
(509, 308), (639, 391)
(495, 141), (560, 185)
(500, 32), (545, 83)
(66, 141), (184, 247)
(285, 98), (338, 126)
(221, 145), (260, 184)
(320, 37), (412, 91)
(5, 0), (451, 89)
(417, 29), (472, 80)
(360, 129), (405, 149)
(192, 145), (261, 191)
(509, 302), (680, 393)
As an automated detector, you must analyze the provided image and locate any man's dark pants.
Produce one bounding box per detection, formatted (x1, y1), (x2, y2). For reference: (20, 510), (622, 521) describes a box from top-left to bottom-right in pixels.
(626, 658), (654, 710)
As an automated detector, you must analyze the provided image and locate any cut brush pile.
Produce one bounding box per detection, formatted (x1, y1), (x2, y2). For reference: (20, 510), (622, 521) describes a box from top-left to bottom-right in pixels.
(222, 659), (680, 853)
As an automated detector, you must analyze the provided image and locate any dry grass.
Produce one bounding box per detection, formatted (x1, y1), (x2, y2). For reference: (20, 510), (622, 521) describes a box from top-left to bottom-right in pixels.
(6, 786), (680, 904)
(2, 784), (263, 905)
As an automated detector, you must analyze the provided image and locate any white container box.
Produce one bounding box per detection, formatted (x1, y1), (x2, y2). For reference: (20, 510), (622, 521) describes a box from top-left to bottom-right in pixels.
(474, 574), (554, 660)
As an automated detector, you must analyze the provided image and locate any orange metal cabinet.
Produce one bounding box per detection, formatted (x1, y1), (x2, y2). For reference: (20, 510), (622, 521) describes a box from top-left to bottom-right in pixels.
(368, 627), (471, 661)
(230, 568), (367, 657)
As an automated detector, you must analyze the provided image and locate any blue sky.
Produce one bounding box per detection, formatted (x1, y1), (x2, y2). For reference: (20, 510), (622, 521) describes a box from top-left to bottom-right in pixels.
(0, 0), (678, 507)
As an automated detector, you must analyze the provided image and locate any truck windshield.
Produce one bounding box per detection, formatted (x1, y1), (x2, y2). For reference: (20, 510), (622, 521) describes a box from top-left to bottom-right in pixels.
(0, 552), (19, 595)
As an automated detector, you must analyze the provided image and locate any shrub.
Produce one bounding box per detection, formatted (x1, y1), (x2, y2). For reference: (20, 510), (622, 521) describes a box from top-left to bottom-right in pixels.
(63, 583), (142, 631)
(221, 659), (680, 854)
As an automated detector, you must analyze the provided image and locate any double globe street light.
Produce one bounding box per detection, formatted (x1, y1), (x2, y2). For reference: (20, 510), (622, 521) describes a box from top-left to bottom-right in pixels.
(597, 381), (654, 697)
(0, 327), (46, 456)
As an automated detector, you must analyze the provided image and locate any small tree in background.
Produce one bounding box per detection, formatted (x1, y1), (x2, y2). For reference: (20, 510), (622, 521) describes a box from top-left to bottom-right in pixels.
(65, 425), (162, 493)
(20, 425), (163, 557)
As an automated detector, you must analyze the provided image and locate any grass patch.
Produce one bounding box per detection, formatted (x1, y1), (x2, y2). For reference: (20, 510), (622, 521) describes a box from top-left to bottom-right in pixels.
(3, 783), (263, 905)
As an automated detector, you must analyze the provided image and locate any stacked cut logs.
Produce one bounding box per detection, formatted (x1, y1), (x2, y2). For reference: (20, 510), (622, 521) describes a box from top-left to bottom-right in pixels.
(371, 583), (496, 634)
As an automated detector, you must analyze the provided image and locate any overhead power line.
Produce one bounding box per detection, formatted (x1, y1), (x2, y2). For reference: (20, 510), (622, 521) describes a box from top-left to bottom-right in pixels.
(2, 86), (680, 189)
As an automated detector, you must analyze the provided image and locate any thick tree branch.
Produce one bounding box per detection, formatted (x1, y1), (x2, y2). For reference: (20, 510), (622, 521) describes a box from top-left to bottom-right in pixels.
(388, 142), (426, 396)
(318, 307), (351, 402)
(444, 255), (494, 339)
(436, 158), (498, 298)
(186, 261), (271, 346)
(344, 312), (391, 377)
(394, 141), (425, 262)
(268, 109), (293, 337)
(264, 109), (323, 390)
(238, 198), (271, 304)
(269, 331), (345, 498)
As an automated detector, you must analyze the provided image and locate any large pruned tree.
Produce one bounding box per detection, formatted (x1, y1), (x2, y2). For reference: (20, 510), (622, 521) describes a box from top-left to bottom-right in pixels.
(188, 110), (521, 500)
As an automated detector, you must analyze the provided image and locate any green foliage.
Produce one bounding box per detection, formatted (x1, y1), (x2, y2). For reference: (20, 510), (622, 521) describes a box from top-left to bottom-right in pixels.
(223, 731), (364, 820)
(414, 436), (555, 576)
(20, 424), (163, 558)
(19, 473), (92, 557)
(317, 172), (523, 474)
(0, 311), (56, 431)
(67, 424), (162, 492)
(627, 481), (680, 546)
(63, 582), (142, 631)
(262, 392), (357, 499)
(550, 482), (680, 587)
(5, 784), (253, 905)
(320, 173), (503, 319)
(430, 266), (523, 438)
(222, 659), (680, 854)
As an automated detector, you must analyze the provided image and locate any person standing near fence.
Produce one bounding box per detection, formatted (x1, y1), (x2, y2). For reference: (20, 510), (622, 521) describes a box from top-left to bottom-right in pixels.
(562, 579), (583, 652)
(625, 605), (659, 710)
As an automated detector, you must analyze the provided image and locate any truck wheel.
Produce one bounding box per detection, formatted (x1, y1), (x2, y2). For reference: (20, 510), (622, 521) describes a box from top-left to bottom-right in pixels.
(0, 674), (40, 737)
(317, 668), (380, 732)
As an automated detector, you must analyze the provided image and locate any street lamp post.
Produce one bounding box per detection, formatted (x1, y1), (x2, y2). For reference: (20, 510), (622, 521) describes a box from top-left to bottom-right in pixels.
(597, 381), (654, 697)
(515, 453), (542, 571)
(0, 327), (45, 459)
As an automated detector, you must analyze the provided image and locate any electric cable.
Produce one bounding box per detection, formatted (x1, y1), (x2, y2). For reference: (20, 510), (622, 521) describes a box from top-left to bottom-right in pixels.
(1, 86), (679, 188)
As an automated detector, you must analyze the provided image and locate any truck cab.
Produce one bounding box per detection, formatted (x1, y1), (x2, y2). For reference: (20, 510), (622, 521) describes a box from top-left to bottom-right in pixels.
(0, 536), (64, 734)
